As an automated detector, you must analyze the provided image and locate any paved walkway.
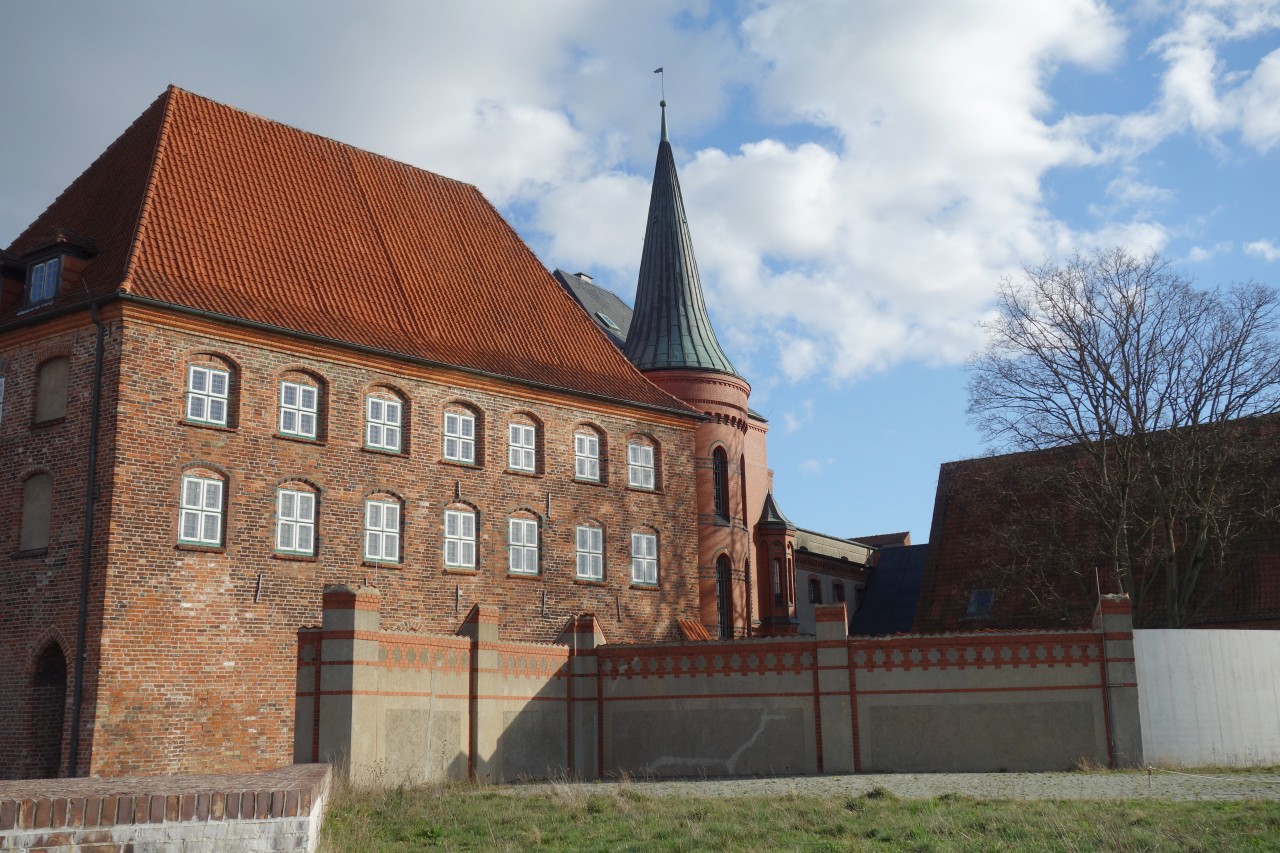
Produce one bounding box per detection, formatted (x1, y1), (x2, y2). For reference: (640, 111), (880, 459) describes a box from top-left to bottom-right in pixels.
(512, 770), (1280, 802)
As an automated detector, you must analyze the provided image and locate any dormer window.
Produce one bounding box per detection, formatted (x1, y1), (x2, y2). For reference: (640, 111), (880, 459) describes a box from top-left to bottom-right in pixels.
(28, 257), (61, 304)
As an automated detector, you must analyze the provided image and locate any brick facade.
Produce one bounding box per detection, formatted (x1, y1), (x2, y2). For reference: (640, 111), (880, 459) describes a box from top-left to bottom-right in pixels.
(0, 303), (701, 778)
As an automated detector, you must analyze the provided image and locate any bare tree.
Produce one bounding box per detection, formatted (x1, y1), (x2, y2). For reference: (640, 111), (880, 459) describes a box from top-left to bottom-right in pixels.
(968, 248), (1280, 626)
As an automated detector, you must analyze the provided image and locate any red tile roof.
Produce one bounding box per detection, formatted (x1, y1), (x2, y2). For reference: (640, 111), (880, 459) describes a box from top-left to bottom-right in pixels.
(6, 87), (693, 415)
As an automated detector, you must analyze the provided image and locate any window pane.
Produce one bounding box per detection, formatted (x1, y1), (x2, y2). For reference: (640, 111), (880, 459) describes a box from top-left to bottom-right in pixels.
(445, 512), (458, 537)
(282, 384), (298, 407)
(278, 524), (295, 550)
(297, 493), (314, 521)
(385, 426), (400, 450)
(588, 459), (599, 479)
(384, 401), (401, 425)
(183, 478), (202, 508)
(300, 413), (316, 436)
(368, 398), (382, 421)
(209, 399), (226, 424)
(383, 533), (399, 562)
(591, 528), (603, 551)
(444, 437), (459, 459)
(281, 410), (297, 433)
(522, 449), (535, 470)
(509, 547), (521, 572)
(445, 413), (458, 434)
(461, 512), (474, 537)
(204, 480), (222, 510)
(509, 447), (521, 468)
(367, 423), (382, 446)
(188, 396), (206, 421)
(366, 502), (382, 528)
(460, 439), (474, 462)
(460, 416), (474, 438)
(384, 504), (399, 528)
(300, 387), (317, 410)
(202, 513), (221, 544)
(209, 372), (227, 396)
(279, 491), (295, 518)
(182, 510), (200, 540)
(461, 541), (475, 566)
(297, 525), (313, 553)
(189, 367), (207, 393)
(366, 531), (381, 560)
(575, 434), (586, 454)
(576, 526), (589, 550)
(445, 539), (458, 565)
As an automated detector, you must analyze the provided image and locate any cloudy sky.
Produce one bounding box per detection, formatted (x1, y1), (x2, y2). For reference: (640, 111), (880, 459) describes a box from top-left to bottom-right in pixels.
(5, 0), (1280, 542)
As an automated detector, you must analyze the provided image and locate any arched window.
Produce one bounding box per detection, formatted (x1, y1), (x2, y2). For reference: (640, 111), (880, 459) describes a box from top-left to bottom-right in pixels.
(278, 370), (325, 440)
(808, 577), (822, 604)
(179, 471), (225, 547)
(772, 557), (782, 605)
(574, 426), (604, 482)
(185, 355), (236, 428)
(833, 582), (846, 604)
(508, 511), (540, 575)
(365, 387), (407, 454)
(716, 554), (733, 638)
(575, 522), (604, 580)
(275, 482), (318, 556)
(34, 356), (69, 423)
(30, 643), (67, 778)
(627, 436), (657, 490)
(364, 494), (402, 563)
(712, 447), (729, 520)
(507, 414), (540, 474)
(443, 403), (482, 466)
(20, 472), (53, 552)
(630, 529), (658, 585)
(444, 504), (477, 568)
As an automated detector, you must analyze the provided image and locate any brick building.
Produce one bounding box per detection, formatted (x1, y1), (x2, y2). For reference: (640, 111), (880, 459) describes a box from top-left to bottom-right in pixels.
(1, 88), (877, 779)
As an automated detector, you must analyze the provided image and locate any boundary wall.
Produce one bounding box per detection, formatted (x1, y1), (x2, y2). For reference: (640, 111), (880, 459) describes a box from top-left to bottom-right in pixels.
(300, 586), (1143, 780)
(1134, 629), (1280, 767)
(0, 764), (328, 853)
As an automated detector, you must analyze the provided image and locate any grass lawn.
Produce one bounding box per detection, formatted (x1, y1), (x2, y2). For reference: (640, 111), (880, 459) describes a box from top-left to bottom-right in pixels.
(321, 779), (1280, 852)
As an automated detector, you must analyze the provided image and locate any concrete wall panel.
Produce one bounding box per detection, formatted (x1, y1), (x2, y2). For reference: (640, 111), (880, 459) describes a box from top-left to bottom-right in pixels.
(1135, 629), (1280, 766)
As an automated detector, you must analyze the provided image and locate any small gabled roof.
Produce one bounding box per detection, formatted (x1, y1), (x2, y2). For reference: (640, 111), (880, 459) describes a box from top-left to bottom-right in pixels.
(624, 102), (738, 377)
(5, 87), (694, 416)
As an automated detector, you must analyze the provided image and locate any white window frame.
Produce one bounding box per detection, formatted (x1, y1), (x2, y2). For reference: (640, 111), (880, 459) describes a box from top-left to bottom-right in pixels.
(443, 412), (475, 463)
(275, 488), (316, 556)
(28, 257), (60, 304)
(365, 396), (402, 452)
(574, 432), (600, 481)
(508, 517), (539, 575)
(627, 442), (655, 490)
(576, 524), (604, 580)
(507, 423), (536, 472)
(364, 498), (401, 563)
(631, 532), (658, 585)
(444, 508), (476, 568)
(186, 365), (230, 426)
(179, 475), (223, 546)
(279, 381), (319, 439)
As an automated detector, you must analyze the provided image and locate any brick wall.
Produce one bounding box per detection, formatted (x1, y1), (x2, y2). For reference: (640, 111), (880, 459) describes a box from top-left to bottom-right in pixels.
(1, 304), (702, 779)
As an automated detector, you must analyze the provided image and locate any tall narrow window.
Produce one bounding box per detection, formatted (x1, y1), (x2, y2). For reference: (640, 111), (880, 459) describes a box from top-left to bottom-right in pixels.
(275, 488), (316, 556)
(508, 517), (539, 575)
(508, 423), (536, 472)
(808, 577), (822, 604)
(716, 555), (733, 639)
(365, 397), (402, 452)
(574, 431), (600, 481)
(20, 473), (53, 551)
(279, 381), (318, 439)
(34, 357), (69, 423)
(364, 498), (401, 563)
(833, 583), (846, 604)
(772, 558), (782, 605)
(444, 508), (476, 568)
(631, 532), (658, 585)
(712, 448), (729, 520)
(179, 474), (224, 546)
(186, 365), (229, 426)
(576, 524), (603, 580)
(28, 257), (60, 304)
(443, 412), (475, 463)
(627, 442), (655, 490)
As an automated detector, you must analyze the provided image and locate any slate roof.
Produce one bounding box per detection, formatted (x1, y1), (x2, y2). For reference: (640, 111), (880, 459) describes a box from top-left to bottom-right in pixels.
(624, 102), (738, 376)
(849, 544), (928, 636)
(552, 270), (632, 347)
(5, 87), (693, 416)
(757, 491), (794, 529)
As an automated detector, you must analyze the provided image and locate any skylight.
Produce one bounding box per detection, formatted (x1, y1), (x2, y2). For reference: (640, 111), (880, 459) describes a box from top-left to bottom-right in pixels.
(595, 311), (621, 331)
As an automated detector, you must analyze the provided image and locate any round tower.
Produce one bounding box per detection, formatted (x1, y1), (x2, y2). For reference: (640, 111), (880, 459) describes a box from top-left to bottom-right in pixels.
(625, 101), (755, 638)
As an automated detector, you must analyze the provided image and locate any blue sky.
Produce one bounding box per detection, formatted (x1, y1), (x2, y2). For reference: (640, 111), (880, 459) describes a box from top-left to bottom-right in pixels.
(4, 1), (1280, 543)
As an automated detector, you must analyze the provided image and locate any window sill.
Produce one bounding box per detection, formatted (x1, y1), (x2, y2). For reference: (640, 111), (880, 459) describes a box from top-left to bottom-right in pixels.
(506, 571), (541, 580)
(626, 486), (661, 495)
(574, 477), (607, 487)
(273, 552), (318, 563)
(439, 458), (480, 470)
(361, 445), (405, 458)
(362, 560), (402, 570)
(443, 566), (479, 576)
(183, 419), (236, 433)
(573, 578), (607, 587)
(175, 543), (226, 554)
(629, 583), (660, 591)
(275, 433), (325, 446)
(504, 469), (542, 479)
(11, 547), (48, 559)
(31, 416), (66, 429)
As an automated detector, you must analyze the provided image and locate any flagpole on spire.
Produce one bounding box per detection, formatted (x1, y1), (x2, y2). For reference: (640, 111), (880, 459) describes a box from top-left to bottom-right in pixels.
(654, 66), (665, 101)
(654, 67), (667, 141)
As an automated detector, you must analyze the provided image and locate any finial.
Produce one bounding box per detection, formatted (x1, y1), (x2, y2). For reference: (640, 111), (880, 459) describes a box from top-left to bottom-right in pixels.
(660, 99), (668, 142)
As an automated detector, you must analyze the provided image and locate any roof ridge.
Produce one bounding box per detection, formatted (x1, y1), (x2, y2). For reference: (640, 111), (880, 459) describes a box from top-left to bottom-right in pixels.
(119, 86), (179, 293)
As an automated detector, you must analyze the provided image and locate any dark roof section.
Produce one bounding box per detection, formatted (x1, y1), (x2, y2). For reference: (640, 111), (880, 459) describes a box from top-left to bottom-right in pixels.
(552, 269), (633, 347)
(5, 87), (695, 417)
(624, 101), (738, 376)
(850, 544), (928, 636)
(851, 531), (912, 548)
(758, 491), (795, 529)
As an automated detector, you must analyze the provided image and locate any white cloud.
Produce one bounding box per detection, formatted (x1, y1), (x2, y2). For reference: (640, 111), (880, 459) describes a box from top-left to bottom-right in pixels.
(1187, 241), (1233, 262)
(799, 457), (835, 476)
(782, 399), (813, 434)
(1246, 239), (1280, 260)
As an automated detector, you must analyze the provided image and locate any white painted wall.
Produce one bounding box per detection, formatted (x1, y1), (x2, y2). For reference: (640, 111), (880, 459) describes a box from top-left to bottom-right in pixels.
(1134, 630), (1280, 767)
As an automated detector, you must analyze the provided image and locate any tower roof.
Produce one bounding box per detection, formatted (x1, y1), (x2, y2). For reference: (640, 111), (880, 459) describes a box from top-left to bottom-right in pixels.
(5, 87), (693, 416)
(758, 491), (795, 530)
(623, 101), (738, 376)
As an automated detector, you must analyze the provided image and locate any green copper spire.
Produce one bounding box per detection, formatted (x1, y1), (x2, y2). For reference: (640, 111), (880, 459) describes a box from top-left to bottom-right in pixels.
(624, 100), (738, 376)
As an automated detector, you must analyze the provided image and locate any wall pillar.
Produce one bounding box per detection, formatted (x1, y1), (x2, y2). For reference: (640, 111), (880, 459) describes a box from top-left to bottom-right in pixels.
(557, 613), (605, 779)
(813, 603), (855, 773)
(312, 584), (381, 783)
(1093, 594), (1143, 768)
(458, 604), (501, 782)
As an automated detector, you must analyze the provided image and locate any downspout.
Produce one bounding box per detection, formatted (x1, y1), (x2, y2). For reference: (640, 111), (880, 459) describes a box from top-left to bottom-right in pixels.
(69, 302), (106, 776)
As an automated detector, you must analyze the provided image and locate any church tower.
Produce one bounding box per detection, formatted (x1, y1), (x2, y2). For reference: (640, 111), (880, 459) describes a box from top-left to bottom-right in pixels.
(625, 101), (756, 637)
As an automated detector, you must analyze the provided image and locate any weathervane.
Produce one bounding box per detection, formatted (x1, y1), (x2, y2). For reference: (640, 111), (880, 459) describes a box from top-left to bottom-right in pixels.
(654, 66), (665, 102)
